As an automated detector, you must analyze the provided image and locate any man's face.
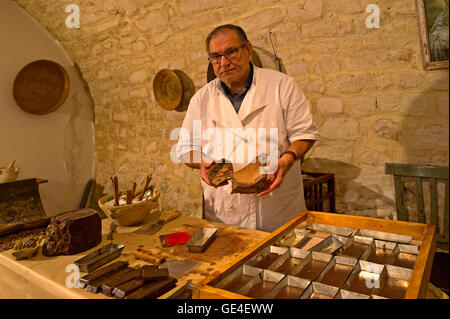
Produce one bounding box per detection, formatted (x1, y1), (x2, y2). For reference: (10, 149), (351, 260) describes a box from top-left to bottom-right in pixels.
(208, 29), (253, 87)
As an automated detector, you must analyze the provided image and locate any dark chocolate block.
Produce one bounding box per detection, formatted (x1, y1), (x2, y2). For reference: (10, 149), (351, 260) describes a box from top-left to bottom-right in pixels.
(42, 209), (102, 256)
(85, 267), (133, 294)
(112, 279), (145, 298)
(125, 277), (177, 299)
(101, 268), (142, 296)
(140, 267), (169, 282)
(78, 261), (129, 288)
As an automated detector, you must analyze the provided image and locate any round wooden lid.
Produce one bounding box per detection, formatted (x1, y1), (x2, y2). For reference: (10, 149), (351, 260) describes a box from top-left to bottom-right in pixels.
(12, 60), (70, 115)
(153, 69), (183, 111)
(207, 50), (263, 83)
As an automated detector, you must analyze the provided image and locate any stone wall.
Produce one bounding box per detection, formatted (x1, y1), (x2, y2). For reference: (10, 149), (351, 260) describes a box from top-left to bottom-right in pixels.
(15, 0), (449, 220)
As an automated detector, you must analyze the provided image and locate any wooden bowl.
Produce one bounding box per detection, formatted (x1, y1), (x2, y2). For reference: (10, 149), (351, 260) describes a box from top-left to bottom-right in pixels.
(12, 60), (70, 115)
(98, 188), (161, 227)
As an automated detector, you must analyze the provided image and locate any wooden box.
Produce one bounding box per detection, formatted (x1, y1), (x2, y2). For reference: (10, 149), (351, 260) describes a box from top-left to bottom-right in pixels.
(194, 211), (436, 299)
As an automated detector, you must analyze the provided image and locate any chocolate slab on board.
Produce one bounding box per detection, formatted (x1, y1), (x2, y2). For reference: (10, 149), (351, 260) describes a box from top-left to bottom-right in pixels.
(125, 277), (177, 299)
(112, 279), (145, 298)
(78, 261), (129, 288)
(85, 267), (133, 294)
(102, 268), (143, 296)
(141, 267), (169, 282)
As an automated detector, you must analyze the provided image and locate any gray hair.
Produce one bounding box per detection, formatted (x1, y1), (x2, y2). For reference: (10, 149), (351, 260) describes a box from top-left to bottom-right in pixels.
(205, 24), (249, 53)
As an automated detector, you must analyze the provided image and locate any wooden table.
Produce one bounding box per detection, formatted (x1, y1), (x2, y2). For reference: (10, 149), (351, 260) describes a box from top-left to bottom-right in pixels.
(0, 214), (267, 299)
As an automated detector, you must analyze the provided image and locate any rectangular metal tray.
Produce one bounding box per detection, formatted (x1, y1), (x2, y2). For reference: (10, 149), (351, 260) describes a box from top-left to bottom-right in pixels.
(237, 269), (285, 299)
(360, 240), (397, 265)
(263, 275), (310, 299)
(246, 245), (288, 269)
(299, 282), (339, 299)
(355, 228), (412, 244)
(306, 223), (355, 237)
(338, 235), (374, 259)
(275, 229), (311, 247)
(268, 247), (310, 274)
(372, 264), (413, 299)
(214, 265), (262, 293)
(308, 234), (349, 255)
(389, 244), (419, 269)
(341, 260), (385, 296)
(186, 227), (217, 253)
(74, 243), (125, 273)
(315, 255), (358, 288)
(290, 251), (332, 281)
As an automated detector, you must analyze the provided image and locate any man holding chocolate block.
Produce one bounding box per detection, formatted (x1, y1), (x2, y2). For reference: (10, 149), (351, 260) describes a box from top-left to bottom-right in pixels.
(176, 25), (318, 232)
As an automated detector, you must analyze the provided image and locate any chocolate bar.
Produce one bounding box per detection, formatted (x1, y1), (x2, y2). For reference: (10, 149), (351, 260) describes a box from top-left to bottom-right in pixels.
(78, 261), (129, 288)
(101, 268), (142, 296)
(125, 277), (177, 299)
(85, 267), (133, 294)
(141, 267), (169, 282)
(112, 279), (145, 298)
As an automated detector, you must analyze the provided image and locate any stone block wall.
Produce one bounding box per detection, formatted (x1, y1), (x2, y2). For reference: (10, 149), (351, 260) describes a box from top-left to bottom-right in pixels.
(15, 0), (449, 220)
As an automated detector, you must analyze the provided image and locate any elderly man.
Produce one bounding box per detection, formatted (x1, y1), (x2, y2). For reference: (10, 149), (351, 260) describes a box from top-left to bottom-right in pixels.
(176, 24), (318, 232)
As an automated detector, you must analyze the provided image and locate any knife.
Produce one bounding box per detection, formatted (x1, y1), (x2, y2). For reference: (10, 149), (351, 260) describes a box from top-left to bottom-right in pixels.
(134, 211), (182, 235)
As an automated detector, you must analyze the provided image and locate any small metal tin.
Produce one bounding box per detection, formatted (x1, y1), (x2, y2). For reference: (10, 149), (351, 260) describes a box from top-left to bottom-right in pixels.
(246, 245), (288, 269)
(315, 255), (358, 288)
(354, 228), (412, 244)
(339, 235), (374, 259)
(268, 247), (310, 274)
(263, 275), (311, 299)
(308, 234), (349, 255)
(389, 244), (420, 269)
(360, 240), (397, 265)
(290, 251), (333, 281)
(299, 282), (339, 299)
(186, 227), (218, 253)
(335, 289), (370, 299)
(372, 264), (413, 299)
(275, 229), (311, 247)
(74, 243), (125, 273)
(342, 260), (385, 296)
(237, 269), (285, 299)
(215, 265), (262, 293)
(306, 223), (355, 237)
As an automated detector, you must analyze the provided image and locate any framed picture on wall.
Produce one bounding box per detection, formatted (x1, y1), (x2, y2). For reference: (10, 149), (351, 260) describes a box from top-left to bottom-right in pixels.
(416, 0), (449, 70)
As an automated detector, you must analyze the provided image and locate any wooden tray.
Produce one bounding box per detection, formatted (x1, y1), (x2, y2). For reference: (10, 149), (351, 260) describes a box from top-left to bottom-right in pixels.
(194, 211), (436, 299)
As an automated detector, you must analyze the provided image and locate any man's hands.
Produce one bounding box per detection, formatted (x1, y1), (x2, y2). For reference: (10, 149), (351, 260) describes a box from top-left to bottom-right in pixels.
(257, 154), (295, 197)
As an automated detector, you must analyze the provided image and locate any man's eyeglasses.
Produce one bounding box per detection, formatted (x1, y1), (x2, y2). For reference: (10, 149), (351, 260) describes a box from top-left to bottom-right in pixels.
(208, 45), (246, 64)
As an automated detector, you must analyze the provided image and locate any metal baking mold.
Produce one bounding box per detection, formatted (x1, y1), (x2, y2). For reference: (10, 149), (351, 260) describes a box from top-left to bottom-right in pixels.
(360, 240), (397, 265)
(74, 243), (125, 273)
(354, 228), (412, 244)
(263, 275), (311, 299)
(388, 244), (420, 269)
(371, 264), (413, 299)
(306, 223), (355, 237)
(335, 289), (370, 299)
(268, 247), (311, 274)
(338, 235), (374, 259)
(290, 251), (333, 281)
(341, 260), (385, 296)
(315, 255), (358, 288)
(185, 227), (217, 253)
(237, 269), (285, 299)
(308, 234), (349, 255)
(275, 229), (311, 247)
(299, 281), (340, 299)
(246, 245), (288, 269)
(214, 265), (262, 293)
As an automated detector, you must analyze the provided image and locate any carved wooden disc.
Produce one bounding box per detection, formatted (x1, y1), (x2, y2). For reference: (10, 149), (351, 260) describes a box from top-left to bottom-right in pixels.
(12, 60), (70, 115)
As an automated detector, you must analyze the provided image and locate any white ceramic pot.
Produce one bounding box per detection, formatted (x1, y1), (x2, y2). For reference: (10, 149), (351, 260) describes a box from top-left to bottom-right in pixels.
(0, 166), (20, 184)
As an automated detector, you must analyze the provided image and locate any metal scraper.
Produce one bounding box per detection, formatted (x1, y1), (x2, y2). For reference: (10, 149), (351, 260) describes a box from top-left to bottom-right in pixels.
(158, 259), (200, 279)
(134, 211), (181, 235)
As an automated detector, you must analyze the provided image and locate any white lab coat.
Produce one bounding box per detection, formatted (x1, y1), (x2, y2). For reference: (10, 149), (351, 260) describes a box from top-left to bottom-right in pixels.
(176, 66), (319, 232)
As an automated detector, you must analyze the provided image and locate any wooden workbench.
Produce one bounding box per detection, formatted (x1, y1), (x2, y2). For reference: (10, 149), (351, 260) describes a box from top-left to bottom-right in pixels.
(0, 213), (267, 299)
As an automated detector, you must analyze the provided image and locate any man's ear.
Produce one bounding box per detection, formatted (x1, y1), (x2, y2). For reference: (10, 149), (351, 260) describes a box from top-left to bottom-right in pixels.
(245, 42), (253, 61)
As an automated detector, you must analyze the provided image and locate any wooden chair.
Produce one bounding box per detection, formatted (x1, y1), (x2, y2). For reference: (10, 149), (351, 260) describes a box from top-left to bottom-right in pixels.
(385, 163), (449, 248)
(385, 163), (449, 294)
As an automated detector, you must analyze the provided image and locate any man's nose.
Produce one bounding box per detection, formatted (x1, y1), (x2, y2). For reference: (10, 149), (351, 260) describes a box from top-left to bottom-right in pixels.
(219, 55), (231, 67)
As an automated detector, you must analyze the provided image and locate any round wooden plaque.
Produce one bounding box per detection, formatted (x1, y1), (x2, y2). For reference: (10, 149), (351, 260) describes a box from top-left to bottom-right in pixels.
(12, 60), (70, 115)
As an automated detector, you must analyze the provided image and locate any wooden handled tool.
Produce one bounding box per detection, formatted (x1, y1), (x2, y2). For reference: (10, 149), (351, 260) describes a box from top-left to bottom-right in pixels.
(134, 211), (182, 235)
(133, 248), (166, 265)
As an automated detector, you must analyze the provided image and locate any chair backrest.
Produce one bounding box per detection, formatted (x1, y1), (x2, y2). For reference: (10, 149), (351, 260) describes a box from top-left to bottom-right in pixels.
(385, 163), (449, 246)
